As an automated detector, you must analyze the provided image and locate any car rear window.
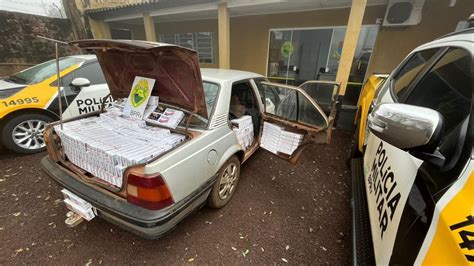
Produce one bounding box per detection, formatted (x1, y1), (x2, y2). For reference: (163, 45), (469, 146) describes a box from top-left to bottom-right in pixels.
(176, 81), (219, 129)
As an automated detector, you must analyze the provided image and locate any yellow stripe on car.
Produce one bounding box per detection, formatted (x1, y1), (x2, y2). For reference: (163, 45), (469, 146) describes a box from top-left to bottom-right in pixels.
(354, 74), (388, 152)
(421, 168), (474, 265)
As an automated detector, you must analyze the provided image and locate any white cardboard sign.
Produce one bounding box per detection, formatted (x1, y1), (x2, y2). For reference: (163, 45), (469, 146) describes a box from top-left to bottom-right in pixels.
(123, 76), (156, 119)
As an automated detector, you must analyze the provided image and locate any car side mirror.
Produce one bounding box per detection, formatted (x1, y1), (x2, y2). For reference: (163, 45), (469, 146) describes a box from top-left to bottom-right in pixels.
(70, 77), (90, 92)
(368, 103), (445, 165)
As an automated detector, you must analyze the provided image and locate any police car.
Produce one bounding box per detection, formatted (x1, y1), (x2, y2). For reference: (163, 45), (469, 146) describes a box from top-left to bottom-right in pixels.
(0, 55), (110, 153)
(351, 28), (473, 264)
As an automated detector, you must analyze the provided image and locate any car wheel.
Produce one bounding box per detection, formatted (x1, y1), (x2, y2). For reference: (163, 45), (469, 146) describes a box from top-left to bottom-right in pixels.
(1, 113), (53, 154)
(346, 121), (362, 167)
(208, 156), (241, 209)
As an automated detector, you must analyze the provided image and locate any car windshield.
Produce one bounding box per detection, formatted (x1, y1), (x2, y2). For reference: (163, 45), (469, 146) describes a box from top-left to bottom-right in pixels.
(6, 57), (85, 85)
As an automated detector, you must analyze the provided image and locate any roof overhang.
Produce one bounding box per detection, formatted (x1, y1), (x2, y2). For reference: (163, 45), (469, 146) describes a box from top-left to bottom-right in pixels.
(86, 0), (388, 24)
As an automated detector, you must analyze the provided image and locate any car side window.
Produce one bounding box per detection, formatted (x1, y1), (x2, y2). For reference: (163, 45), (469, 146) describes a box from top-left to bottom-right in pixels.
(52, 62), (106, 87)
(203, 82), (219, 116)
(230, 82), (259, 119)
(260, 82), (327, 128)
(73, 62), (106, 85)
(404, 47), (472, 141)
(391, 48), (439, 101)
(254, 78), (281, 114)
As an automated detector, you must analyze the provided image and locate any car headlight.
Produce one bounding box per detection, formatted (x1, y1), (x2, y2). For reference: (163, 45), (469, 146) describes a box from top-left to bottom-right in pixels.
(0, 87), (25, 99)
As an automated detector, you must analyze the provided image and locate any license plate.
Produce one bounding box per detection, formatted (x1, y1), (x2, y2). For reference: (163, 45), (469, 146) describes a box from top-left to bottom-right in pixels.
(61, 189), (95, 221)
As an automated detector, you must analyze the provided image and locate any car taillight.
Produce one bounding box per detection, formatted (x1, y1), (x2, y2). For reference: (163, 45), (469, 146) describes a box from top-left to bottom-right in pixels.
(126, 173), (174, 210)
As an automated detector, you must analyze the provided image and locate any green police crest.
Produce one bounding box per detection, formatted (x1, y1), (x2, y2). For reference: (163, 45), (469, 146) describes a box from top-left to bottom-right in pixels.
(131, 79), (150, 107)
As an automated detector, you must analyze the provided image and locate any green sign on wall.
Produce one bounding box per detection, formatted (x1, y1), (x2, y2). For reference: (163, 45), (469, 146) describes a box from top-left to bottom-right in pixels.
(280, 41), (294, 58)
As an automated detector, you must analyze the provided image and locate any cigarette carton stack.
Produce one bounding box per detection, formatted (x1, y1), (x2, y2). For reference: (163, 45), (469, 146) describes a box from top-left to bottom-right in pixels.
(231, 116), (254, 150)
(260, 122), (281, 154)
(260, 122), (304, 155)
(277, 130), (304, 155)
(55, 113), (185, 187)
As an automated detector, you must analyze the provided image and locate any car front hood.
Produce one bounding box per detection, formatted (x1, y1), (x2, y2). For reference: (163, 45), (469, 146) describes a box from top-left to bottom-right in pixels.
(71, 39), (208, 118)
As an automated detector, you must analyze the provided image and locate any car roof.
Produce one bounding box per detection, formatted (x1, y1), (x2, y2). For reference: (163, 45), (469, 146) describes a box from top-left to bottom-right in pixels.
(68, 54), (97, 61)
(201, 68), (263, 83)
(416, 30), (474, 51)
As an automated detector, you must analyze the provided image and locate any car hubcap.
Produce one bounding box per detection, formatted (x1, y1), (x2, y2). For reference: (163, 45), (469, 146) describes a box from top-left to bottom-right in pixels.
(218, 163), (238, 200)
(12, 119), (46, 150)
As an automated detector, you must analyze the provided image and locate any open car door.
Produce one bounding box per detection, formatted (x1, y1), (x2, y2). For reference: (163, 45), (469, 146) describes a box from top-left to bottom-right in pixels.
(258, 81), (340, 164)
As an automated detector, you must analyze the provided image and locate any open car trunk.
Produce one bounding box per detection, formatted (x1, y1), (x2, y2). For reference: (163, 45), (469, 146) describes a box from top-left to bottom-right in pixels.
(44, 40), (208, 194)
(44, 110), (195, 194)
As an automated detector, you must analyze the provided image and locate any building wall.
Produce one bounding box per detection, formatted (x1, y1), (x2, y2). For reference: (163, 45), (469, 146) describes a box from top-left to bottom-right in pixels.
(0, 11), (76, 76)
(366, 0), (473, 76)
(145, 5), (385, 73)
(98, 0), (473, 76)
(229, 5), (386, 75)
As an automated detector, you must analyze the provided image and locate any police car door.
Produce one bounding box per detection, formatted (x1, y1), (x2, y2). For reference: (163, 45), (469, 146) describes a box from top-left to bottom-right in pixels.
(60, 61), (111, 119)
(363, 45), (473, 264)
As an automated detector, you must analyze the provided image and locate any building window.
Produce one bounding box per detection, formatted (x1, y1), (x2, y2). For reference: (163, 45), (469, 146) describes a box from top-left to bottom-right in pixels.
(159, 32), (215, 64)
(111, 28), (132, 40)
(267, 26), (379, 107)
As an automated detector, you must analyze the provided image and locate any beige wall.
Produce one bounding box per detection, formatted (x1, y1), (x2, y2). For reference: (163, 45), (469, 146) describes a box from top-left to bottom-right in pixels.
(103, 0), (472, 76)
(229, 5), (386, 75)
(366, 0), (473, 76)
(115, 5), (384, 72)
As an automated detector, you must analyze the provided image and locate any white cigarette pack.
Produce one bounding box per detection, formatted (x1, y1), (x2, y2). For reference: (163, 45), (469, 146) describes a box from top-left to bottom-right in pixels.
(260, 122), (303, 155)
(231, 116), (254, 150)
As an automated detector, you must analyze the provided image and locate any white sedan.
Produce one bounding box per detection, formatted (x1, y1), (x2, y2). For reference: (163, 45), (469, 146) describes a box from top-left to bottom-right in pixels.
(41, 40), (339, 238)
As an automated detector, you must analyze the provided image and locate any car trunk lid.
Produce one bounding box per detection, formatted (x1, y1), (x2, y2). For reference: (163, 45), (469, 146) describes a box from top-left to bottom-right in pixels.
(70, 39), (208, 118)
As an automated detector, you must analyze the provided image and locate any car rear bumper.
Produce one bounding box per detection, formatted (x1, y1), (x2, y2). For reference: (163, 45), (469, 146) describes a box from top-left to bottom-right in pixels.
(41, 156), (216, 239)
(350, 158), (375, 265)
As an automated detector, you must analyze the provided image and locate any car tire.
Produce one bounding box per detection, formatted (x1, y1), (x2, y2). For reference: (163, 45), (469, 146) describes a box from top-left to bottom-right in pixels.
(346, 121), (362, 167)
(207, 155), (241, 209)
(1, 113), (53, 154)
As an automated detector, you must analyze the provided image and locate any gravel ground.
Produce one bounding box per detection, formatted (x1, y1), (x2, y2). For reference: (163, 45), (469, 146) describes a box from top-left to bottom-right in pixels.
(0, 130), (352, 265)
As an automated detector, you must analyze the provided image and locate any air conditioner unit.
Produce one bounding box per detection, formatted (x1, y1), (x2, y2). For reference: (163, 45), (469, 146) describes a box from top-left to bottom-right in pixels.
(383, 0), (425, 27)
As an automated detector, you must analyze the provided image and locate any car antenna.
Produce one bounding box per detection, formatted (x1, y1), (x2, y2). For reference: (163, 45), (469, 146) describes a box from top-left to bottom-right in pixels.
(37, 36), (68, 130)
